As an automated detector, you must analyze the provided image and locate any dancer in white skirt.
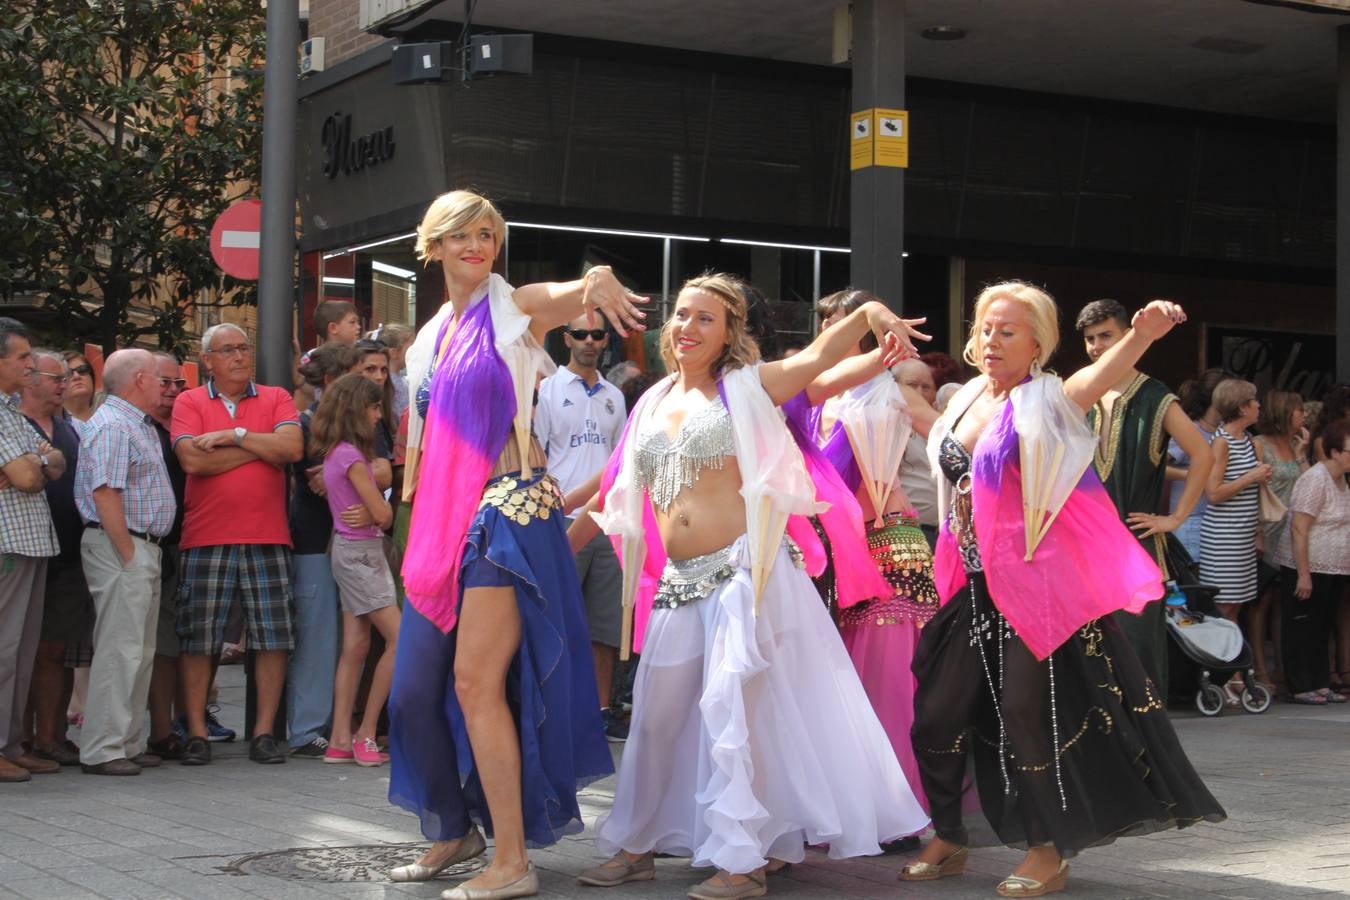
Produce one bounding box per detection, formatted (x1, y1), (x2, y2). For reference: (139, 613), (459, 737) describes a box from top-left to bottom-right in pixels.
(568, 274), (931, 900)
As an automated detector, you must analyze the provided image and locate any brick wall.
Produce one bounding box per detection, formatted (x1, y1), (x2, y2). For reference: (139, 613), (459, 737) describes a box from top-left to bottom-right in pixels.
(308, 0), (384, 67)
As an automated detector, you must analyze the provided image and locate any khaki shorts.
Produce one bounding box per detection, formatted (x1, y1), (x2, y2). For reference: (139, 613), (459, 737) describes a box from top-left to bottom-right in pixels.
(330, 536), (397, 617)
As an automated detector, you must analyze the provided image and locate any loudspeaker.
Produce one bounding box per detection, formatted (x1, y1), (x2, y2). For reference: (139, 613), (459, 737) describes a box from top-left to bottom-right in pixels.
(468, 34), (533, 77)
(392, 41), (453, 84)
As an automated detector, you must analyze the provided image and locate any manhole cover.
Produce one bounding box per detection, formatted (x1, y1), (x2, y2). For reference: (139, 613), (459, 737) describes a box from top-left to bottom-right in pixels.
(226, 844), (486, 883)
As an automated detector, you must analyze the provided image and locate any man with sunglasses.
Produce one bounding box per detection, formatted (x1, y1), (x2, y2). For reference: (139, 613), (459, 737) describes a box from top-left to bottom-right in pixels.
(532, 317), (629, 741)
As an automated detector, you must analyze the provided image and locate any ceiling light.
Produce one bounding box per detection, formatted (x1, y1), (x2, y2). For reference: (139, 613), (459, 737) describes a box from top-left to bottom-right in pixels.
(508, 221), (710, 242)
(921, 26), (967, 41)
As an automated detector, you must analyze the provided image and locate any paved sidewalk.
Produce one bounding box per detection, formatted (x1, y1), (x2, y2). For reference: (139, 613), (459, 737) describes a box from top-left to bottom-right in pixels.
(2, 667), (1348, 899)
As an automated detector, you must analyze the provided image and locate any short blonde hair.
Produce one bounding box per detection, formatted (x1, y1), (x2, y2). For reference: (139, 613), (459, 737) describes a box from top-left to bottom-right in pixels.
(660, 273), (761, 375)
(414, 190), (507, 264)
(963, 281), (1060, 373)
(1212, 379), (1257, 422)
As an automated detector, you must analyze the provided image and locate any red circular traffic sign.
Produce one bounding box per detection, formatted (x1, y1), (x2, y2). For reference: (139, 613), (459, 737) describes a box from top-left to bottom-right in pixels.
(210, 199), (262, 280)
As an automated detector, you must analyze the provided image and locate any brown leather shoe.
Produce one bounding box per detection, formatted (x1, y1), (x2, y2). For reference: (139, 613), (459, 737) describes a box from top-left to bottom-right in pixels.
(130, 752), (162, 768)
(11, 753), (60, 774)
(0, 758), (32, 783)
(81, 757), (142, 776)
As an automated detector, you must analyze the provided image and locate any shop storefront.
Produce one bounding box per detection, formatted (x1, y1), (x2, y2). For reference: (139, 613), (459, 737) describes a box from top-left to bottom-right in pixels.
(297, 34), (1336, 393)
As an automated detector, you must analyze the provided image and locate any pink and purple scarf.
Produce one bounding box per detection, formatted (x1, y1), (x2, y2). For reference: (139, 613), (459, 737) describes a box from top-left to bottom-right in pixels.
(932, 398), (1163, 660)
(402, 295), (515, 633)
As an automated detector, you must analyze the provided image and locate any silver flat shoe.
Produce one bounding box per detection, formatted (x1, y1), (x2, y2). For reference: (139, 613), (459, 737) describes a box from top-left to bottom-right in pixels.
(441, 863), (538, 900)
(388, 829), (487, 882)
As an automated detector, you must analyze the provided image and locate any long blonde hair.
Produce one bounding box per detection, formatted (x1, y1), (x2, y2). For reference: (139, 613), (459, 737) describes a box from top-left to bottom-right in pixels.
(963, 281), (1060, 373)
(659, 273), (761, 375)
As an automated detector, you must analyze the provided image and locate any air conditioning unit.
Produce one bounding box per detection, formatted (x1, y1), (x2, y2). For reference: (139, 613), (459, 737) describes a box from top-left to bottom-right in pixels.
(300, 37), (325, 75)
(360, 0), (439, 32)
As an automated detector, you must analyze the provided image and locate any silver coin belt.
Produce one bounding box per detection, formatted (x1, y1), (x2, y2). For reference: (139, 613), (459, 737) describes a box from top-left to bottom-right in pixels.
(652, 539), (806, 610)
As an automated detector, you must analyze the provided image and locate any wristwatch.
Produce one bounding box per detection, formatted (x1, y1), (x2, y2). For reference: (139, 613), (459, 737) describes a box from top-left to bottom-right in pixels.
(233, 426), (247, 446)
(38, 453), (50, 471)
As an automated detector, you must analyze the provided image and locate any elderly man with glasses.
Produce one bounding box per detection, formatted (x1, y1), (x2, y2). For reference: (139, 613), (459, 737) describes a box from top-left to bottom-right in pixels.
(170, 324), (303, 766)
(19, 349), (91, 767)
(74, 349), (176, 776)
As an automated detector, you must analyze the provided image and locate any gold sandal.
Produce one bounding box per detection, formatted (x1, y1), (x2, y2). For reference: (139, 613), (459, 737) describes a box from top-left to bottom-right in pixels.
(996, 860), (1069, 897)
(898, 845), (968, 881)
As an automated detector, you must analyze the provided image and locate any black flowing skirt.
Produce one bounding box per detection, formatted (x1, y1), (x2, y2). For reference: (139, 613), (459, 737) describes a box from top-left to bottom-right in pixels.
(910, 572), (1226, 857)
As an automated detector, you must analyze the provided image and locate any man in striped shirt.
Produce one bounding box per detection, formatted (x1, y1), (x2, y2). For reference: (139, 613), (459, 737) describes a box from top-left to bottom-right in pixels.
(75, 349), (176, 776)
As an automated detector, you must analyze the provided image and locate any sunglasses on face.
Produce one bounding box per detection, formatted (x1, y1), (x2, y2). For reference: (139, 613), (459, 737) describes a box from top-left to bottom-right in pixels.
(70, 363), (94, 377)
(33, 371), (71, 383)
(158, 376), (187, 389)
(567, 329), (607, 342)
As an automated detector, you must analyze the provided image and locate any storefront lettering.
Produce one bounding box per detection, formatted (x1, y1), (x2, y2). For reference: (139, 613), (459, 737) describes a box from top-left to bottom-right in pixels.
(321, 112), (395, 179)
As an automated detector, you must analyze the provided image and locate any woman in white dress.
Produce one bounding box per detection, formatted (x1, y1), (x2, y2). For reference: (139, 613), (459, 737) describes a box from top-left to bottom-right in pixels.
(568, 273), (931, 900)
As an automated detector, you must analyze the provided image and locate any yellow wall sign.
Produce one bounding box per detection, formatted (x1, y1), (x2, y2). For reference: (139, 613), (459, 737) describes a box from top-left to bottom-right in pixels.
(850, 110), (873, 170)
(850, 108), (909, 169)
(874, 108), (909, 168)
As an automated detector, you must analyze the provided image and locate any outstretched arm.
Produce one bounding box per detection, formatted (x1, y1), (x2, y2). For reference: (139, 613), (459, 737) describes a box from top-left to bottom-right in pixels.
(759, 302), (929, 406)
(1062, 300), (1186, 413)
(803, 348), (887, 406)
(1127, 403), (1213, 538)
(513, 266), (648, 337)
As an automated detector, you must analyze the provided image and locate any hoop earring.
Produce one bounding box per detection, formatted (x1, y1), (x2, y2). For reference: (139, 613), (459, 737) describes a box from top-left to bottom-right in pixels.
(1031, 359), (1044, 377)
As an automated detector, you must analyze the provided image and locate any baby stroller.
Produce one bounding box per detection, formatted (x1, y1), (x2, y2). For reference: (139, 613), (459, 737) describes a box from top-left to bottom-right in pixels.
(1165, 580), (1273, 716)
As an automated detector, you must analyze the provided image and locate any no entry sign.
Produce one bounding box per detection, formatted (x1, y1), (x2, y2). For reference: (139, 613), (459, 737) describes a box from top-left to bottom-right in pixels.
(209, 199), (262, 280)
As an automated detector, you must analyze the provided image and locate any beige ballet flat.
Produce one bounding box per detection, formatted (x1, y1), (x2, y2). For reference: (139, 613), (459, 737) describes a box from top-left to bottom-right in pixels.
(996, 860), (1069, 897)
(687, 868), (767, 900)
(441, 863), (538, 900)
(898, 845), (968, 881)
(388, 829), (487, 882)
(576, 851), (656, 886)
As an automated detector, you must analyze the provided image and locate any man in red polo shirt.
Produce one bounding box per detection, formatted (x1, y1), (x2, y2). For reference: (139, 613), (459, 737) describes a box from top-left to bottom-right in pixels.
(171, 324), (303, 766)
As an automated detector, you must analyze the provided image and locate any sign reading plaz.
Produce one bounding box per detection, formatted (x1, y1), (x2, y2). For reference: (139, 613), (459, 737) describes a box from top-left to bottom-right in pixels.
(321, 112), (395, 178)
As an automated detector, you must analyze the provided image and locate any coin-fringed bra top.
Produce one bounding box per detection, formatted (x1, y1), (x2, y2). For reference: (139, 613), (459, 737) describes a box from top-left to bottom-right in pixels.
(633, 396), (737, 513)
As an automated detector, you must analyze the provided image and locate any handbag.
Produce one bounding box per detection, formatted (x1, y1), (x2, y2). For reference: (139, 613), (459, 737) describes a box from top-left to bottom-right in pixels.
(1258, 482), (1287, 524)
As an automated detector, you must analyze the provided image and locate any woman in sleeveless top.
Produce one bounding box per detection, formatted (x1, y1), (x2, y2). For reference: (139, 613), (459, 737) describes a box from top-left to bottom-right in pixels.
(1199, 380), (1271, 627)
(386, 191), (643, 900)
(903, 283), (1224, 897)
(1252, 391), (1309, 688)
(568, 274), (931, 900)
(784, 288), (944, 833)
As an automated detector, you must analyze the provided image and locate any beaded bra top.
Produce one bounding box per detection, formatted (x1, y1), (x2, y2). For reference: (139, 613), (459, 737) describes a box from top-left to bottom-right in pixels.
(938, 433), (984, 574)
(633, 396), (736, 513)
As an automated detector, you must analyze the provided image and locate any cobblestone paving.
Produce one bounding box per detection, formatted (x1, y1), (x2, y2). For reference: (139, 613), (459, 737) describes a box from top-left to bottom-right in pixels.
(2, 668), (1347, 899)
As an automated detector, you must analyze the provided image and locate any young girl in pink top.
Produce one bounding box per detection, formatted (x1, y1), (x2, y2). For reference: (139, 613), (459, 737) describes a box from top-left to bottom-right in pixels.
(312, 373), (401, 767)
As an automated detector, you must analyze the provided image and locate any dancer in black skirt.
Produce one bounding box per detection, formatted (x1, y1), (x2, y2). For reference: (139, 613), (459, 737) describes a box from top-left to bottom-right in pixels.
(902, 282), (1225, 897)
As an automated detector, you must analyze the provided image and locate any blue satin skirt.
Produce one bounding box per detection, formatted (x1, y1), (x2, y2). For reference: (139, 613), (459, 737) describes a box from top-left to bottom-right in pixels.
(387, 473), (614, 846)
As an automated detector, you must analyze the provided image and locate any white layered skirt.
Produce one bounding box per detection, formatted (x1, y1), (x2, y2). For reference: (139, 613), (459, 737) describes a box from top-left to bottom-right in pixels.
(595, 535), (930, 875)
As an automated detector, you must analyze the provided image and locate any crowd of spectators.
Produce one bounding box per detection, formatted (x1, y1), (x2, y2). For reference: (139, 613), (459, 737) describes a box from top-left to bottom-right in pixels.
(1, 296), (1346, 786)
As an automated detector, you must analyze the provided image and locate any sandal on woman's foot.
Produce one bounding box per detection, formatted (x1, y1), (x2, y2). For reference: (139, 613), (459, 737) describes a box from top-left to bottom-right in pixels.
(576, 852), (655, 887)
(687, 869), (767, 900)
(997, 861), (1069, 897)
(1222, 681), (1243, 707)
(1317, 688), (1347, 704)
(764, 860), (791, 876)
(1289, 691), (1328, 705)
(898, 846), (968, 882)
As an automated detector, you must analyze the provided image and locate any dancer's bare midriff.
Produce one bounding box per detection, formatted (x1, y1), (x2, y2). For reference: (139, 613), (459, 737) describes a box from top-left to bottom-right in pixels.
(654, 460), (749, 561)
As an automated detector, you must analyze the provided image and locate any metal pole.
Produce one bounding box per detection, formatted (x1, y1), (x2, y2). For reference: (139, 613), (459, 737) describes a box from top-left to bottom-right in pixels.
(849, 0), (906, 313)
(256, 0), (299, 389)
(1338, 25), (1350, 380)
(811, 250), (822, 339)
(662, 237), (671, 321)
